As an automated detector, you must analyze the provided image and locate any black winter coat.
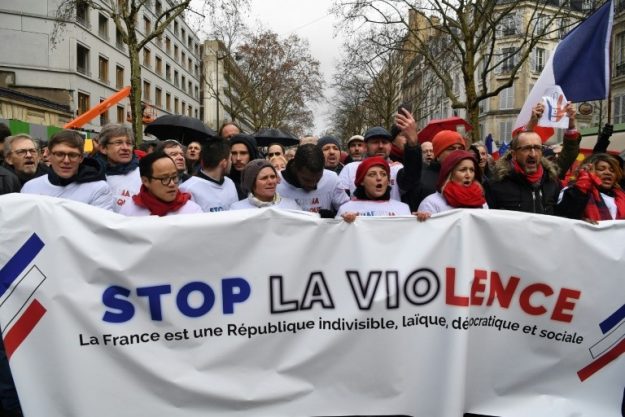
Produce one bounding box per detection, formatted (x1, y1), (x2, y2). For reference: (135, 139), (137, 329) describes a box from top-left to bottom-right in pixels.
(484, 169), (561, 215)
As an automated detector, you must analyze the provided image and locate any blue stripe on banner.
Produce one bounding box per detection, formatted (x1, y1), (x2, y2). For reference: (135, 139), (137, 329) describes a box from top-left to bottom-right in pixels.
(600, 304), (625, 335)
(553, 0), (612, 102)
(0, 234), (45, 298)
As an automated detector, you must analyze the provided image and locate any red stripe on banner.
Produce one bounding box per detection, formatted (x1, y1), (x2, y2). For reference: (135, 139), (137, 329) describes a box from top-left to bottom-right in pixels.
(3, 299), (46, 360)
(577, 337), (625, 382)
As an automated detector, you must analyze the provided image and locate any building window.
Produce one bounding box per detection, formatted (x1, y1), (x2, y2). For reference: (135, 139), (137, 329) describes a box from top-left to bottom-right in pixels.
(143, 48), (151, 68)
(155, 0), (162, 16)
(98, 14), (108, 39)
(499, 120), (513, 143)
(181, 28), (186, 43)
(181, 101), (186, 115)
(181, 52), (186, 67)
(174, 45), (179, 61)
(174, 97), (179, 113)
(165, 64), (171, 81)
(99, 98), (109, 125)
(143, 80), (151, 101)
(77, 92), (90, 115)
(533, 48), (546, 73)
(76, 1), (89, 26)
(98, 56), (109, 83)
(616, 32), (625, 76)
(181, 75), (186, 91)
(166, 93), (171, 111)
(501, 47), (515, 73)
(501, 14), (516, 36)
(614, 95), (625, 124)
(155, 56), (162, 75)
(534, 14), (547, 35)
(116, 65), (124, 89)
(143, 16), (151, 34)
(188, 81), (192, 95)
(499, 86), (514, 110)
(188, 36), (192, 49)
(155, 87), (162, 107)
(559, 18), (570, 39)
(117, 105), (125, 123)
(174, 21), (179, 36)
(188, 58), (192, 72)
(116, 28), (124, 50)
(174, 70), (179, 87)
(165, 36), (171, 54)
(76, 44), (90, 75)
(188, 105), (192, 117)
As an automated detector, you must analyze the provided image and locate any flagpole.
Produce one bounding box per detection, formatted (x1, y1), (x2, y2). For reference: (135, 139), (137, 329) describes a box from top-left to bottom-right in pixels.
(607, 23), (613, 125)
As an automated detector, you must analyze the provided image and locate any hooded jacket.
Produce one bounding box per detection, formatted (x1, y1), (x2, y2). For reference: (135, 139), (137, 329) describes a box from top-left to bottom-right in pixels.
(228, 134), (259, 199)
(483, 155), (560, 215)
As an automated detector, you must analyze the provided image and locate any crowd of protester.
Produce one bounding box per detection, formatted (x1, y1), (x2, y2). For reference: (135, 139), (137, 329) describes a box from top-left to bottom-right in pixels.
(0, 102), (624, 415)
(2, 102), (624, 224)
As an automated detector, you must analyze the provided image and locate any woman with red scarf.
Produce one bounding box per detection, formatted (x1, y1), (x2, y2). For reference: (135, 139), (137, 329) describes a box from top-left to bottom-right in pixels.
(556, 153), (625, 222)
(416, 150), (487, 221)
(120, 150), (202, 217)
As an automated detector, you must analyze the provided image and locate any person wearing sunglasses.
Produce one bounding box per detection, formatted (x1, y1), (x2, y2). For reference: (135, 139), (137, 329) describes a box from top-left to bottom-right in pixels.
(120, 150), (201, 216)
(21, 130), (113, 210)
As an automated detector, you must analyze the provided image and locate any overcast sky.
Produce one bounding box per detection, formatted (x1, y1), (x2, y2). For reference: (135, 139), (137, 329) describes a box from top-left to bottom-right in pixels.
(246, 1), (342, 134)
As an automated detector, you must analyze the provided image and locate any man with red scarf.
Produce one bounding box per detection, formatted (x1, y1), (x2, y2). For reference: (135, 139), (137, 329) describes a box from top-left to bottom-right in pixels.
(484, 131), (560, 214)
(120, 151), (202, 216)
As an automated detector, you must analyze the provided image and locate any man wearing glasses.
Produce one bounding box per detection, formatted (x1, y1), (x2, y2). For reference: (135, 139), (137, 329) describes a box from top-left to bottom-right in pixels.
(3, 134), (49, 189)
(484, 130), (561, 214)
(95, 123), (142, 212)
(120, 150), (201, 216)
(21, 130), (113, 209)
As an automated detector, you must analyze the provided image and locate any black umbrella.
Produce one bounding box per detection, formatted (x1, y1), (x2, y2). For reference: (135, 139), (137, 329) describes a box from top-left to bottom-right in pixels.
(253, 128), (299, 147)
(144, 115), (216, 146)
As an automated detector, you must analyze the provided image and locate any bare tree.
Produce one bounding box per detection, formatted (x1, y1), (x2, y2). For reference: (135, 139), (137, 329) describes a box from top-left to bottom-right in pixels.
(333, 0), (585, 141)
(220, 30), (325, 137)
(53, 0), (246, 143)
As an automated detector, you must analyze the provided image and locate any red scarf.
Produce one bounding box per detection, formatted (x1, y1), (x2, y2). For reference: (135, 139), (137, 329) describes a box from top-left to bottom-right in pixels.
(583, 187), (625, 221)
(132, 185), (191, 216)
(512, 159), (543, 184)
(443, 181), (486, 208)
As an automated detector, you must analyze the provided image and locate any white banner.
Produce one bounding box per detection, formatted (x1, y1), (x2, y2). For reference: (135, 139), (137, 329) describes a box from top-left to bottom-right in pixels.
(0, 194), (623, 417)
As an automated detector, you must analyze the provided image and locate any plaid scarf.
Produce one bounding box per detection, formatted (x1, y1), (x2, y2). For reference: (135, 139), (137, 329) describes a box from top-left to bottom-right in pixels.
(583, 187), (625, 221)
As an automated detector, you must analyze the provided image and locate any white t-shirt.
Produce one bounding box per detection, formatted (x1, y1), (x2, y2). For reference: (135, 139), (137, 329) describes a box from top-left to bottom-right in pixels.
(119, 197), (203, 216)
(338, 159), (404, 201)
(230, 195), (302, 211)
(179, 176), (238, 213)
(335, 198), (411, 218)
(418, 191), (489, 214)
(277, 169), (349, 214)
(106, 168), (142, 213)
(22, 175), (114, 210)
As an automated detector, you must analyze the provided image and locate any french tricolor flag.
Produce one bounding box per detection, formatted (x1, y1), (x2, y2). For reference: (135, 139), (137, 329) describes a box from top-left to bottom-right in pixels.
(514, 0), (614, 141)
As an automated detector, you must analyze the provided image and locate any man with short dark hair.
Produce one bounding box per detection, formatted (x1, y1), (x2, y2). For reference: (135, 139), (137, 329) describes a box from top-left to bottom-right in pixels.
(277, 144), (349, 217)
(179, 137), (238, 212)
(229, 134), (259, 198)
(95, 123), (141, 212)
(157, 140), (190, 182)
(219, 122), (241, 139)
(3, 134), (49, 189)
(120, 151), (201, 216)
(317, 135), (343, 174)
(21, 130), (113, 209)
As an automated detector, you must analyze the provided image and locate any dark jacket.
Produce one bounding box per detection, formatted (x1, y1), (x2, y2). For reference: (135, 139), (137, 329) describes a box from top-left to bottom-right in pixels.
(5, 162), (48, 190)
(0, 166), (20, 195)
(402, 158), (437, 212)
(484, 157), (561, 215)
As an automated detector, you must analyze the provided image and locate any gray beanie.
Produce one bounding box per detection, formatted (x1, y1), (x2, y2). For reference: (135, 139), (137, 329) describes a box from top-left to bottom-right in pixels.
(241, 159), (276, 194)
(317, 135), (341, 150)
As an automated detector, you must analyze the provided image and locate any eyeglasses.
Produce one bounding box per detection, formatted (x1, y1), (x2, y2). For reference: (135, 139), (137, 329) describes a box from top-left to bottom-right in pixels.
(13, 148), (38, 157)
(51, 151), (82, 161)
(515, 144), (543, 153)
(150, 174), (180, 185)
(107, 140), (133, 147)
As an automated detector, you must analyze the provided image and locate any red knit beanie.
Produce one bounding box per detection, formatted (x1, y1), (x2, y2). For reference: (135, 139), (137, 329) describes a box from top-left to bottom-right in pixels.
(355, 157), (390, 187)
(432, 130), (466, 159)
